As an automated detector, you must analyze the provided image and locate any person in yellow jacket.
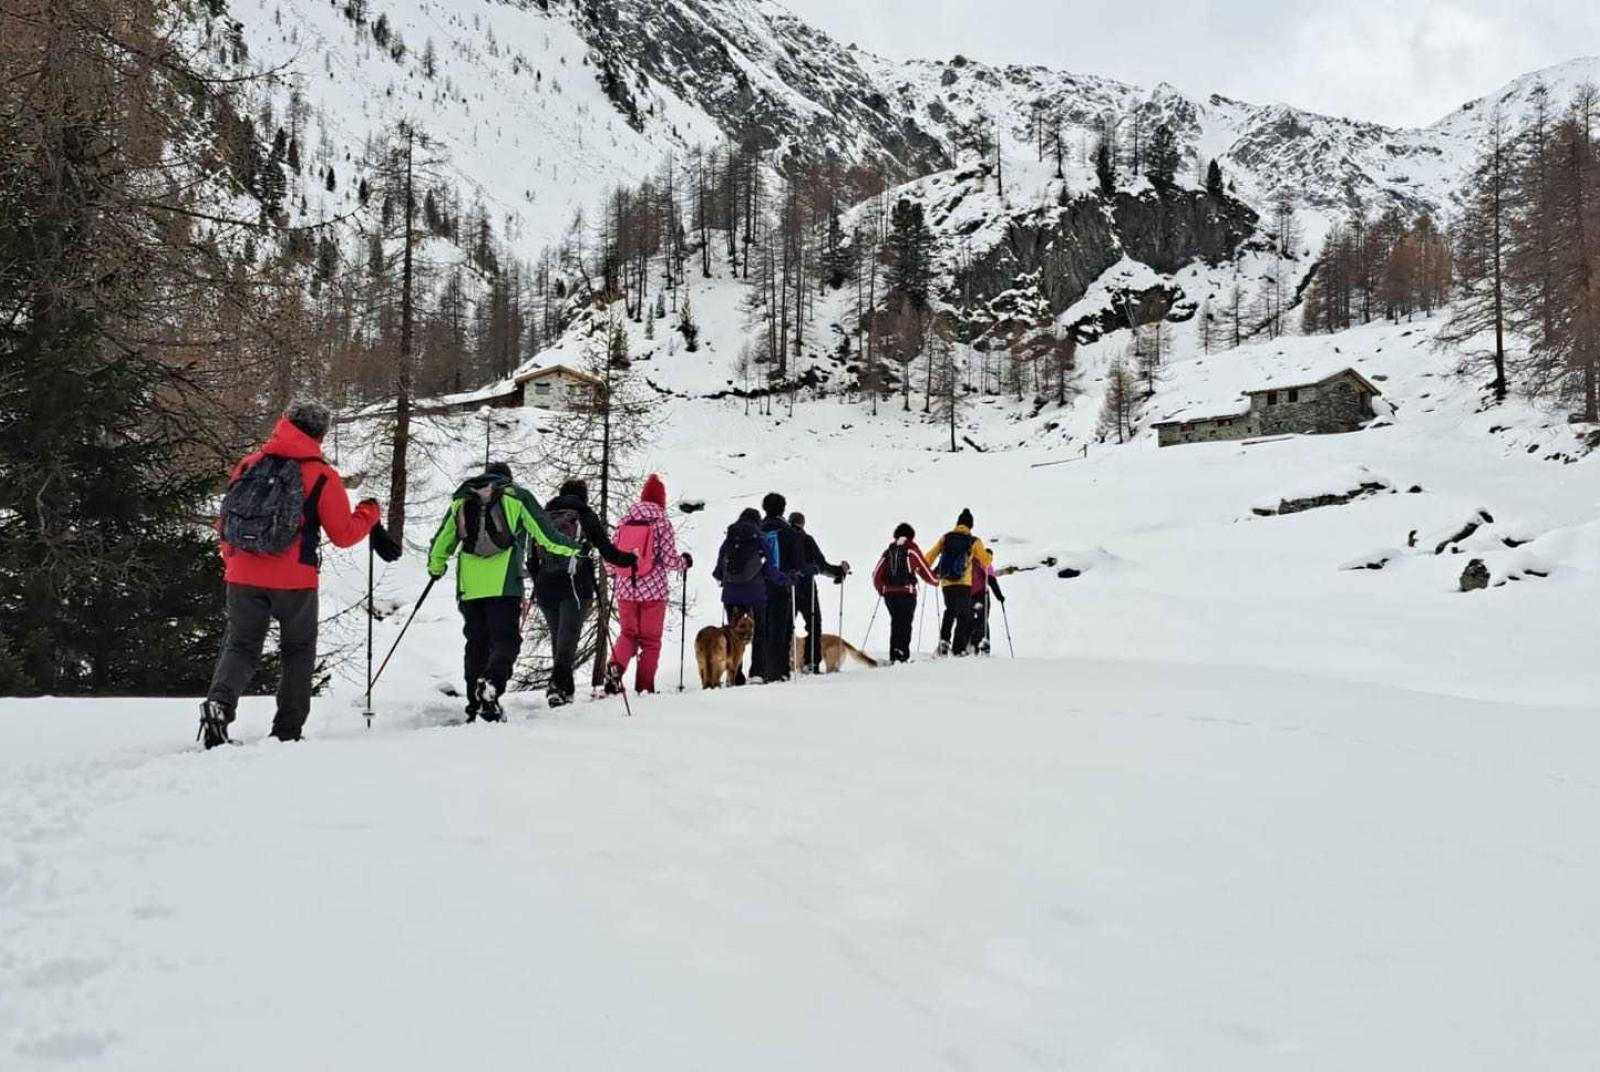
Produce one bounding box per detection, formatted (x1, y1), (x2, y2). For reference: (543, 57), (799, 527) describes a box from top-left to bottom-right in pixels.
(924, 508), (992, 657)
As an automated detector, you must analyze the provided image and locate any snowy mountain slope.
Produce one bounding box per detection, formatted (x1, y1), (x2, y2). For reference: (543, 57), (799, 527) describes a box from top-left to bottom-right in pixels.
(215, 0), (1598, 267)
(8, 302), (1600, 1068)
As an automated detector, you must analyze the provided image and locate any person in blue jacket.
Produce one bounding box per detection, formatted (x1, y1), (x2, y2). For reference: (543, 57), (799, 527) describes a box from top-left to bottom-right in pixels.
(712, 507), (782, 685)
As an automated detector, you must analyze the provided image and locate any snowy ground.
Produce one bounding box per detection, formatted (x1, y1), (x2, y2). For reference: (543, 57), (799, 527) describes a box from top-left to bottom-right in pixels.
(6, 658), (1598, 1070)
(7, 315), (1600, 1068)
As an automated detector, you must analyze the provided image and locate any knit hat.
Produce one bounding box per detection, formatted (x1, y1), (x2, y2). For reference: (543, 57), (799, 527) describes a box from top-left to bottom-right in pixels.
(788, 511), (806, 530)
(285, 398), (331, 440)
(559, 478), (589, 501)
(486, 461), (513, 480)
(894, 522), (915, 540)
(957, 508), (974, 529)
(642, 474), (666, 507)
(762, 491), (787, 517)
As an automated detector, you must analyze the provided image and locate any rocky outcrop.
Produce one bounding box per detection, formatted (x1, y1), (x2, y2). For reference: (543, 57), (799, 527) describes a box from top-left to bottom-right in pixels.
(956, 186), (1257, 340)
(1460, 559), (1491, 592)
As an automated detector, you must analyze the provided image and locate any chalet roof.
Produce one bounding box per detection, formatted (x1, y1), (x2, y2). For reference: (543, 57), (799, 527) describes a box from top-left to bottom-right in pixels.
(513, 362), (603, 387)
(1151, 364), (1380, 428)
(1243, 367), (1382, 399)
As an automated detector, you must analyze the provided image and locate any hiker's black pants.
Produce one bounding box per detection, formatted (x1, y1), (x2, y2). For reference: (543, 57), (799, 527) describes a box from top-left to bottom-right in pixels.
(940, 585), (975, 655)
(885, 592), (917, 664)
(535, 587), (590, 698)
(793, 579), (824, 672)
(461, 596), (522, 702)
(753, 585), (794, 682)
(971, 592), (992, 652)
(207, 584), (319, 741)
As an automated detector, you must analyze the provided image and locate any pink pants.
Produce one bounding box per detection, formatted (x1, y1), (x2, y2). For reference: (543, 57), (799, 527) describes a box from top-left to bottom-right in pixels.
(609, 599), (668, 693)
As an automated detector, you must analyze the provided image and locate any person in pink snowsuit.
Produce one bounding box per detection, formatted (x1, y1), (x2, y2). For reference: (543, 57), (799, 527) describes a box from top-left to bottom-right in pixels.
(604, 474), (690, 694)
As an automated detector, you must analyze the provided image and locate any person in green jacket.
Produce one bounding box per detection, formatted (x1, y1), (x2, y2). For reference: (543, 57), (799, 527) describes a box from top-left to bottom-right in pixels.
(428, 461), (578, 720)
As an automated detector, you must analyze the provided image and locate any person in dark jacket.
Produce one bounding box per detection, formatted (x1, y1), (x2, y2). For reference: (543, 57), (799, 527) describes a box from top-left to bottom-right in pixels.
(753, 492), (805, 683)
(712, 507), (781, 685)
(789, 511), (850, 674)
(202, 399), (391, 748)
(533, 478), (637, 707)
(872, 522), (937, 664)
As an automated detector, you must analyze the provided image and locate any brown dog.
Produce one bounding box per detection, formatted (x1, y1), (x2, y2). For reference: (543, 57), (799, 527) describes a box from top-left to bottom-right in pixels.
(695, 612), (755, 689)
(793, 633), (879, 674)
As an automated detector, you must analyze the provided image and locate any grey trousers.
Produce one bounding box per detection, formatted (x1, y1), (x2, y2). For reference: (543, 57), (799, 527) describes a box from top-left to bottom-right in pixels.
(537, 589), (591, 697)
(207, 584), (319, 740)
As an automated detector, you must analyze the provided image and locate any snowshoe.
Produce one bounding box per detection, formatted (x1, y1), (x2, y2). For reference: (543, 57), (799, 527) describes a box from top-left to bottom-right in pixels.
(197, 700), (232, 750)
(602, 662), (624, 696)
(936, 639), (950, 658)
(546, 686), (573, 709)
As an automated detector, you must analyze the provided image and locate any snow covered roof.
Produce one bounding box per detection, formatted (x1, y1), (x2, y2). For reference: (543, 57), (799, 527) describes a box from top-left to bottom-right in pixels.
(513, 363), (602, 387)
(1152, 358), (1384, 426)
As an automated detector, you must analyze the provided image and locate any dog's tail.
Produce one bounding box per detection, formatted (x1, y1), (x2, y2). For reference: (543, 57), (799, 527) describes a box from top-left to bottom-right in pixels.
(839, 639), (879, 668)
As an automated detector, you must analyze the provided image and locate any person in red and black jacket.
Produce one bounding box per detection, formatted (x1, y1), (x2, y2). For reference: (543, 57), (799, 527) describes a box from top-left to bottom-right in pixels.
(201, 400), (394, 747)
(872, 522), (937, 664)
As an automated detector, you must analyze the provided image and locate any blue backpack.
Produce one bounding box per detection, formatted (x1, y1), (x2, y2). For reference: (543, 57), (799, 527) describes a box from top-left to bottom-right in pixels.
(935, 532), (975, 581)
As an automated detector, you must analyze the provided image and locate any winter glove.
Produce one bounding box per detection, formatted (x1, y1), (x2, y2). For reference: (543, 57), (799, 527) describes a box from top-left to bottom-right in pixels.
(621, 551), (640, 569)
(681, 552), (694, 570)
(369, 522), (403, 563)
(994, 590), (1006, 604)
(428, 561), (447, 581)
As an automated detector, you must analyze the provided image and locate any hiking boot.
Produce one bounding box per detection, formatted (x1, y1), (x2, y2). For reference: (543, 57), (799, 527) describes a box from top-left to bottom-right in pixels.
(936, 639), (950, 657)
(478, 681), (504, 722)
(602, 662), (625, 696)
(546, 685), (573, 709)
(198, 700), (232, 750)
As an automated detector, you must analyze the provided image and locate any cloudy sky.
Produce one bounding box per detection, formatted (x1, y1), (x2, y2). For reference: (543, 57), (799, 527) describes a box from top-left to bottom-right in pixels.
(780, 1), (1597, 127)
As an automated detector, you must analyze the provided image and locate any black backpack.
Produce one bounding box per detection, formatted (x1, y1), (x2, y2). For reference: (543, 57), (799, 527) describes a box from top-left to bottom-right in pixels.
(220, 456), (310, 556)
(719, 528), (765, 584)
(935, 531), (975, 582)
(536, 506), (585, 575)
(882, 543), (914, 587)
(456, 484), (515, 557)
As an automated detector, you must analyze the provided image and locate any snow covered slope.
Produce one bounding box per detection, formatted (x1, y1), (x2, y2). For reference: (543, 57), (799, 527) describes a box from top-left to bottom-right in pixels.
(214, 0), (1599, 261)
(7, 298), (1600, 1067)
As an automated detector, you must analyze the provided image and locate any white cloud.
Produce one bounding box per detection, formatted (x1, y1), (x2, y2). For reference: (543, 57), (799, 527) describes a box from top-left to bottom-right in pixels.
(780, 0), (1596, 126)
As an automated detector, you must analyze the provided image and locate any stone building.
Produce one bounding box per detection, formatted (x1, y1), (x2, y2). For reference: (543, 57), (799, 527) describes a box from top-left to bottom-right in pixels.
(512, 363), (604, 410)
(1154, 368), (1382, 447)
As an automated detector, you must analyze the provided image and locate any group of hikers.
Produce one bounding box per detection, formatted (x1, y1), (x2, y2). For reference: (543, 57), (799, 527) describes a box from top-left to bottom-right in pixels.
(197, 400), (1007, 748)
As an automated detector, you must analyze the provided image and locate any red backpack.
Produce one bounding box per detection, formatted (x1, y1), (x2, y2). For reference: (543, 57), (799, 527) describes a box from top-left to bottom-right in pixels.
(608, 518), (656, 576)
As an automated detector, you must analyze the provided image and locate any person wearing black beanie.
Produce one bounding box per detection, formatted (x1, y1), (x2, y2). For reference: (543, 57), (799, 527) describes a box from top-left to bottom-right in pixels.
(924, 508), (992, 657)
(751, 492), (803, 682)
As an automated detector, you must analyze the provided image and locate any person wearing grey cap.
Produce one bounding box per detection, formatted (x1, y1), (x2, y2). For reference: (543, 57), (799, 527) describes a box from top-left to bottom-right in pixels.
(200, 399), (396, 747)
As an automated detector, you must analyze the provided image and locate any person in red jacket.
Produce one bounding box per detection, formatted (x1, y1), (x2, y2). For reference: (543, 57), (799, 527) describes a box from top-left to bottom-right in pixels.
(200, 400), (393, 747)
(872, 522), (937, 664)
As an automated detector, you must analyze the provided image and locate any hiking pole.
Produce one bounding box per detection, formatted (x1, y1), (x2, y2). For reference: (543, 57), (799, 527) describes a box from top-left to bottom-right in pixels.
(370, 577), (439, 695)
(859, 595), (881, 651)
(677, 565), (689, 692)
(612, 594), (633, 717)
(917, 592), (928, 654)
(999, 598), (1015, 658)
(364, 543), (375, 727)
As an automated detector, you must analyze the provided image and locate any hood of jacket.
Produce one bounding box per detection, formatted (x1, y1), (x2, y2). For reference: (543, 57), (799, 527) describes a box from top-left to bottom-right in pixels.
(545, 491), (590, 513)
(726, 517), (762, 541)
(260, 418), (325, 462)
(453, 472), (513, 499)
